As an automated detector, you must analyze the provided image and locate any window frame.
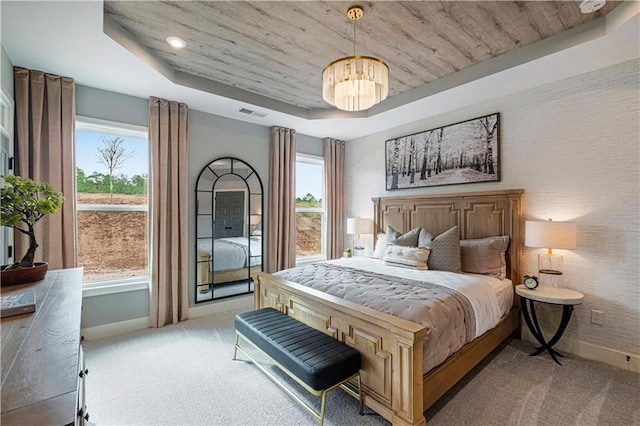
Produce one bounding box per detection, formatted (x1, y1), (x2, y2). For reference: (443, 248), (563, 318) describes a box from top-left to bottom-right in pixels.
(75, 116), (150, 295)
(1, 88), (15, 266)
(295, 153), (326, 265)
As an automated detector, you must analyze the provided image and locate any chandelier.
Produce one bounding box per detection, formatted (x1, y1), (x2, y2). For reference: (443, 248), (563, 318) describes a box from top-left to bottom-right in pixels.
(322, 6), (389, 112)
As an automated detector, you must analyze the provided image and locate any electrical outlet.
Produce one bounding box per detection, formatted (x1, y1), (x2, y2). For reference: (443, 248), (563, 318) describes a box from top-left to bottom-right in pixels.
(591, 309), (605, 325)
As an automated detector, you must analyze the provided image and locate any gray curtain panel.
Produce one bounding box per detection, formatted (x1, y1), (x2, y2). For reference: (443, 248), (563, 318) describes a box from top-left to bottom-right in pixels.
(267, 126), (296, 273)
(323, 138), (345, 259)
(13, 67), (77, 270)
(148, 97), (189, 328)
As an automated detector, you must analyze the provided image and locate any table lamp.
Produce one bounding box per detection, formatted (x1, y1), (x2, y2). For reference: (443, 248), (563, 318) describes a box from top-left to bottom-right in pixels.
(346, 217), (372, 251)
(525, 219), (577, 287)
(249, 214), (261, 234)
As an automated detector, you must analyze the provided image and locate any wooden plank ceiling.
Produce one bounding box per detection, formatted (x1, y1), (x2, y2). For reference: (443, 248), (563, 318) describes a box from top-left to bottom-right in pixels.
(104, 1), (619, 111)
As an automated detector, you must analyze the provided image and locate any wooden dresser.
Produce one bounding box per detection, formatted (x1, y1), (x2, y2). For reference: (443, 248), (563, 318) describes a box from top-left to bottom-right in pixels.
(1, 268), (87, 425)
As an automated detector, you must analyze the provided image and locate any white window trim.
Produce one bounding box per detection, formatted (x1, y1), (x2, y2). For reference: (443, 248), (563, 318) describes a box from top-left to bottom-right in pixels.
(295, 153), (326, 263)
(77, 204), (147, 212)
(82, 279), (149, 297)
(76, 117), (150, 295)
(1, 88), (15, 265)
(76, 116), (147, 138)
(0, 89), (15, 140)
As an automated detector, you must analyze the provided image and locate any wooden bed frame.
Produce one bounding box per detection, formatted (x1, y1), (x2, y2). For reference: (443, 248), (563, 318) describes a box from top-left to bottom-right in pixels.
(197, 249), (261, 292)
(255, 189), (523, 425)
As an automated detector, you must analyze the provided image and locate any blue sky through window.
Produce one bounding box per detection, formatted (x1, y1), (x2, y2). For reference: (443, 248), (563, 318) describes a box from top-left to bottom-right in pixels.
(76, 130), (148, 177)
(296, 161), (323, 200)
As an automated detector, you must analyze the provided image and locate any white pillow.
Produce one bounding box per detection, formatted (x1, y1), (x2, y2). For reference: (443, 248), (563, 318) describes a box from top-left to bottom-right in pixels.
(373, 233), (387, 259)
(382, 245), (431, 269)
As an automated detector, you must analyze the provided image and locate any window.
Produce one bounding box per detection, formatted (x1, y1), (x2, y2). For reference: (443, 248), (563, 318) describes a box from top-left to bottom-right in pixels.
(0, 89), (14, 266)
(75, 118), (149, 286)
(295, 154), (325, 262)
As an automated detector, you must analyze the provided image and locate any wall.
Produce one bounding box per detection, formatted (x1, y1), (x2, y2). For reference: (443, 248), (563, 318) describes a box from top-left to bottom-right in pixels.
(187, 110), (270, 310)
(344, 59), (640, 368)
(76, 85), (147, 126)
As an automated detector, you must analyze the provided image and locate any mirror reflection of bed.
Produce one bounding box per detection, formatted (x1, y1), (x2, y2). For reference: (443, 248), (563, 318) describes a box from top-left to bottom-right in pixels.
(195, 157), (263, 302)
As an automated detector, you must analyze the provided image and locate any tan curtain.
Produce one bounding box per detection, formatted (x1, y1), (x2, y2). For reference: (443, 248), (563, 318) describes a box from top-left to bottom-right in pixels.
(323, 138), (345, 259)
(13, 67), (77, 270)
(267, 126), (296, 273)
(148, 97), (189, 328)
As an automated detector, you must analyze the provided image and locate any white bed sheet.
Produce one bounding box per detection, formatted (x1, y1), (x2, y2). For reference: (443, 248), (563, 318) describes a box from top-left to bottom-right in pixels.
(466, 273), (514, 318)
(330, 257), (510, 338)
(197, 236), (262, 271)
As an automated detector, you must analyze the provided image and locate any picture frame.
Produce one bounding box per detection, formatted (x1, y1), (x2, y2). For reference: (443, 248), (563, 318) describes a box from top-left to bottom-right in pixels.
(385, 113), (500, 190)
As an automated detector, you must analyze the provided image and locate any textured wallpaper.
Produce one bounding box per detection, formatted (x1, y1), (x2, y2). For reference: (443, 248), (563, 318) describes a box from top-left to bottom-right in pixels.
(344, 59), (640, 359)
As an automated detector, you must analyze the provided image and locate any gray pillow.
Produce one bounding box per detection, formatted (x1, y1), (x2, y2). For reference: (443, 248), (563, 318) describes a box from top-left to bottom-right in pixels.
(460, 236), (510, 279)
(423, 226), (461, 272)
(419, 227), (434, 247)
(385, 226), (401, 243)
(389, 226), (421, 247)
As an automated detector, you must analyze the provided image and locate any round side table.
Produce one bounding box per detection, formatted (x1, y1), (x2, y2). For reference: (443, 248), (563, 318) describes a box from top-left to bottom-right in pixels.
(515, 285), (584, 365)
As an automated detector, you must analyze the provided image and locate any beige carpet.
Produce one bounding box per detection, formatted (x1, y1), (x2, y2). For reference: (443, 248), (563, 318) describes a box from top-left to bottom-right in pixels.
(84, 308), (640, 425)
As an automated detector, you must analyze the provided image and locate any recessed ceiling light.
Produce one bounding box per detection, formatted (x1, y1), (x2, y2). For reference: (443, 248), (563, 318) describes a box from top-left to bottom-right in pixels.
(579, 0), (606, 14)
(166, 36), (186, 49)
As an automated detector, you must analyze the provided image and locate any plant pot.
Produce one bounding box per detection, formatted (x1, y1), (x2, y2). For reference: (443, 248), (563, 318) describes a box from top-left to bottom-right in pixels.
(0, 262), (48, 287)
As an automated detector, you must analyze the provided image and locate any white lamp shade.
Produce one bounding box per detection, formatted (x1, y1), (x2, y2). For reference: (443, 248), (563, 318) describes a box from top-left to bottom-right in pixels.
(525, 220), (577, 249)
(249, 214), (261, 225)
(347, 217), (372, 235)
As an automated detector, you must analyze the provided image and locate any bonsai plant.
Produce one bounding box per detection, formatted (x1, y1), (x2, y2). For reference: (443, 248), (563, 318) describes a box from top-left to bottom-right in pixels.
(0, 175), (63, 275)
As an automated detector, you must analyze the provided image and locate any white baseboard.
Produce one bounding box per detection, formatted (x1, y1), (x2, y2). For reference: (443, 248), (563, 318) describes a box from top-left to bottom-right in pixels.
(81, 295), (253, 340)
(522, 329), (639, 373)
(189, 294), (253, 319)
(81, 316), (150, 341)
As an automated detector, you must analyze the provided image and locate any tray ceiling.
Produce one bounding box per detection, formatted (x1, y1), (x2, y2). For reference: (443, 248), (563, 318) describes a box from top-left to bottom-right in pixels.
(104, 1), (620, 113)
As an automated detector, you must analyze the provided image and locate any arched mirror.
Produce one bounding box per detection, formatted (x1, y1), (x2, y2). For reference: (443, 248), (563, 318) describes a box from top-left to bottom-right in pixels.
(195, 157), (263, 302)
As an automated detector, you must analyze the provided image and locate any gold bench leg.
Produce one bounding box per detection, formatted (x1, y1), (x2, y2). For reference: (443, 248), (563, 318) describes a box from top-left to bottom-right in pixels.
(232, 333), (239, 361)
(319, 391), (327, 426)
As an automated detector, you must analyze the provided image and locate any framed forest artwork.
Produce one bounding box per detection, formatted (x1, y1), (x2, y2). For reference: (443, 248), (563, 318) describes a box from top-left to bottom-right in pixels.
(385, 113), (500, 190)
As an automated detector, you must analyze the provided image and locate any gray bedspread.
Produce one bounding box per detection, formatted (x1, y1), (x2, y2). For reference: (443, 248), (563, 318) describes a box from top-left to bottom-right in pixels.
(274, 263), (475, 373)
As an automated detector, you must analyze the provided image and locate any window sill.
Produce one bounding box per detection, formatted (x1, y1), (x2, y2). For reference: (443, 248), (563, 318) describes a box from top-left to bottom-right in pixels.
(83, 279), (149, 297)
(295, 256), (326, 267)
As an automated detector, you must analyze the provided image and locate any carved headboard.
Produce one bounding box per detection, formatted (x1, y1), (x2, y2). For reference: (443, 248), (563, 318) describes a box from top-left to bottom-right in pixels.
(372, 189), (524, 284)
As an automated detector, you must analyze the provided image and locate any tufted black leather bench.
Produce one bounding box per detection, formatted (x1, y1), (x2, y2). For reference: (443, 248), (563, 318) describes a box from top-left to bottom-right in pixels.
(233, 308), (363, 425)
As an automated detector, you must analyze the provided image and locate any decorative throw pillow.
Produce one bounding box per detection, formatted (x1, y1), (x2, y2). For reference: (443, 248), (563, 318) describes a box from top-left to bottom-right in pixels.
(383, 245), (431, 270)
(385, 226), (401, 244)
(460, 236), (510, 279)
(389, 226), (421, 247)
(418, 227), (434, 247)
(423, 226), (461, 272)
(373, 233), (388, 259)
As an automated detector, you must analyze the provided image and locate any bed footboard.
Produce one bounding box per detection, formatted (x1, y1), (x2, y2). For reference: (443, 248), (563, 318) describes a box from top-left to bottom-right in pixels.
(255, 272), (427, 426)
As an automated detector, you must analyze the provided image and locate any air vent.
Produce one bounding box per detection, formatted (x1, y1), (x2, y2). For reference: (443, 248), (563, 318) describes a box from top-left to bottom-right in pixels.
(238, 108), (267, 118)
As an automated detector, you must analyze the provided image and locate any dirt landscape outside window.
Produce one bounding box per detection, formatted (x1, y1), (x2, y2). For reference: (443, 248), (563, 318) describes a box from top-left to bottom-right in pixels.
(77, 193), (148, 284)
